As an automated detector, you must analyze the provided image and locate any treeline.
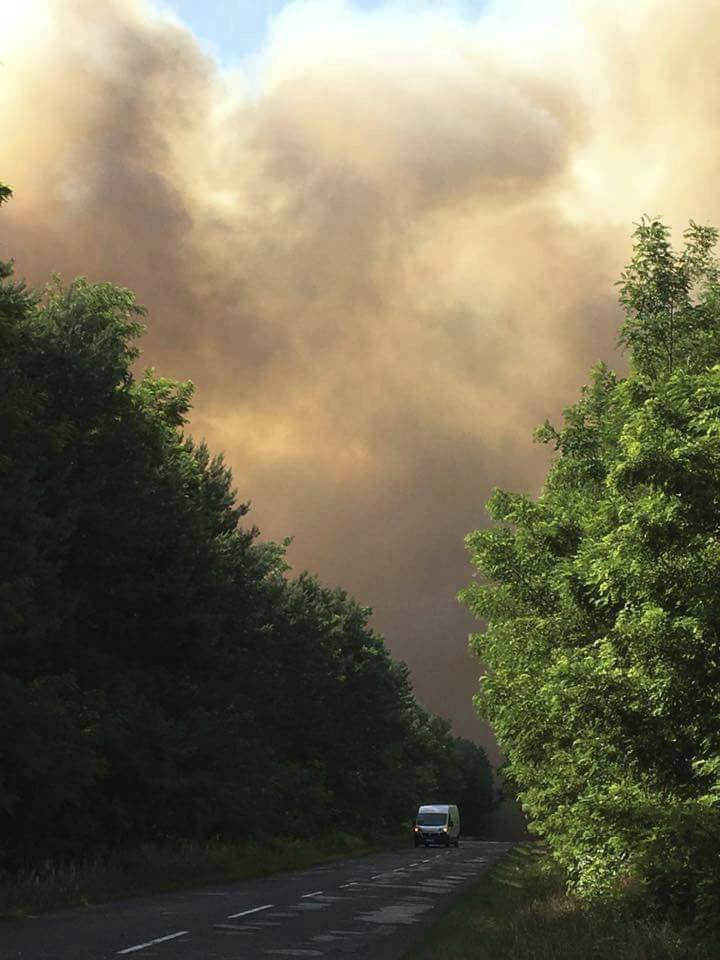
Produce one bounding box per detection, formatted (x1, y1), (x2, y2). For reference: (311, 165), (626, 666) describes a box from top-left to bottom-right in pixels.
(461, 217), (720, 925)
(0, 185), (491, 869)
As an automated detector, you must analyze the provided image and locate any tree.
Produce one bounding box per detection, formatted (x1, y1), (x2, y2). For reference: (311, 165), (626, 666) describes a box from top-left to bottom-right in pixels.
(454, 738), (494, 835)
(0, 182), (477, 866)
(460, 218), (720, 921)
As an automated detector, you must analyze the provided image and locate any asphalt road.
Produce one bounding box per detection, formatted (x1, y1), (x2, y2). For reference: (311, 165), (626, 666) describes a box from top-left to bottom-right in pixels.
(1, 840), (513, 960)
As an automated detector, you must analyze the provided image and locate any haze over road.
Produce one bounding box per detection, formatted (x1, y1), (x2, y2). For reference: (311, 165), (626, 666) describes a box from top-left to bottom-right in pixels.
(3, 841), (512, 960)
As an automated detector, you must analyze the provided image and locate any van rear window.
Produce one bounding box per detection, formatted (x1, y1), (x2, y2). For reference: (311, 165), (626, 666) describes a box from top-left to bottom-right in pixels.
(417, 813), (446, 825)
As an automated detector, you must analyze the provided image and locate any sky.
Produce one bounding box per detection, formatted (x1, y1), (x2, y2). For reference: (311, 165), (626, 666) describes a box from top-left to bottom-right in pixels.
(1, 0), (718, 765)
(154, 0), (399, 63)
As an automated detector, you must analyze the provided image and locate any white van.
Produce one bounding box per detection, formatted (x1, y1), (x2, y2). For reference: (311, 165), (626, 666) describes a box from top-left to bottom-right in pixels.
(413, 803), (460, 848)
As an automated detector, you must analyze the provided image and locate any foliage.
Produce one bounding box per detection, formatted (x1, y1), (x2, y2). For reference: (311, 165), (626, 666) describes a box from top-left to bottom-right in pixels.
(460, 217), (720, 922)
(454, 737), (495, 834)
(0, 185), (491, 870)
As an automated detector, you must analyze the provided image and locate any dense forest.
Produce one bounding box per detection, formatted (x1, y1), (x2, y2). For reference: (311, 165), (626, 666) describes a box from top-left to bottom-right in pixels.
(0, 183), (492, 870)
(461, 217), (720, 924)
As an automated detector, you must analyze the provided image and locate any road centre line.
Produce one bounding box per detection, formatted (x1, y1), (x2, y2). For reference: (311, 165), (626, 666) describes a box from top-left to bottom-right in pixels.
(117, 931), (188, 954)
(228, 903), (274, 919)
(301, 890), (324, 898)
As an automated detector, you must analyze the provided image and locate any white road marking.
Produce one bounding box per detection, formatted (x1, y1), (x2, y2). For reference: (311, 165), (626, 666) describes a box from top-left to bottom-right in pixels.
(228, 903), (274, 919)
(301, 889), (324, 897)
(339, 881), (359, 888)
(371, 874), (384, 879)
(117, 931), (188, 954)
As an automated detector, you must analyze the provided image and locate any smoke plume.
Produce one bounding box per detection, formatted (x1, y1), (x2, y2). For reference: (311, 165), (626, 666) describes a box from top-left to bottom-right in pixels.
(2, 0), (717, 764)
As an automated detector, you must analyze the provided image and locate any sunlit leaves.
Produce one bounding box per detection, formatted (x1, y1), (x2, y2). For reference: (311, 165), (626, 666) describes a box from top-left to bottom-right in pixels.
(461, 218), (720, 921)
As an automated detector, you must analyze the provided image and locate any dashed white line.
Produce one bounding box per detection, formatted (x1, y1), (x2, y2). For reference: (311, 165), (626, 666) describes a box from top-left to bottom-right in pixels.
(301, 889), (324, 898)
(228, 903), (274, 919)
(117, 931), (189, 954)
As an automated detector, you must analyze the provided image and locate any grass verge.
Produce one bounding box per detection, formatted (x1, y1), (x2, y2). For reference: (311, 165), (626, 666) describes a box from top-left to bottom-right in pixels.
(404, 842), (715, 960)
(0, 830), (406, 921)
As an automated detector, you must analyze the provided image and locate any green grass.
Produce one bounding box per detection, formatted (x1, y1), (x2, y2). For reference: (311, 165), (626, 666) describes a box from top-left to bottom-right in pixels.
(404, 843), (716, 960)
(0, 830), (406, 921)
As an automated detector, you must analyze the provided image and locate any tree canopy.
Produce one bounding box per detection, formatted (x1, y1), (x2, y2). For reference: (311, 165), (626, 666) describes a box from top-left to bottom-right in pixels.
(461, 216), (720, 921)
(0, 184), (492, 868)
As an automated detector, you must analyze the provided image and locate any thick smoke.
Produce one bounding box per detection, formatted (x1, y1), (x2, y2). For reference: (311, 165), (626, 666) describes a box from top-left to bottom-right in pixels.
(1, 0), (716, 764)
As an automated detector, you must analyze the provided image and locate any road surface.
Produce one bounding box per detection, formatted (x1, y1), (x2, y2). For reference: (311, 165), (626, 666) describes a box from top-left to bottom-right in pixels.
(2, 840), (512, 960)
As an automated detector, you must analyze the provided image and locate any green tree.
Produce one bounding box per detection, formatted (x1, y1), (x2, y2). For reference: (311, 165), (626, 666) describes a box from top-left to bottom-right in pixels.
(460, 217), (720, 921)
(1, 183), (475, 866)
(454, 738), (494, 835)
